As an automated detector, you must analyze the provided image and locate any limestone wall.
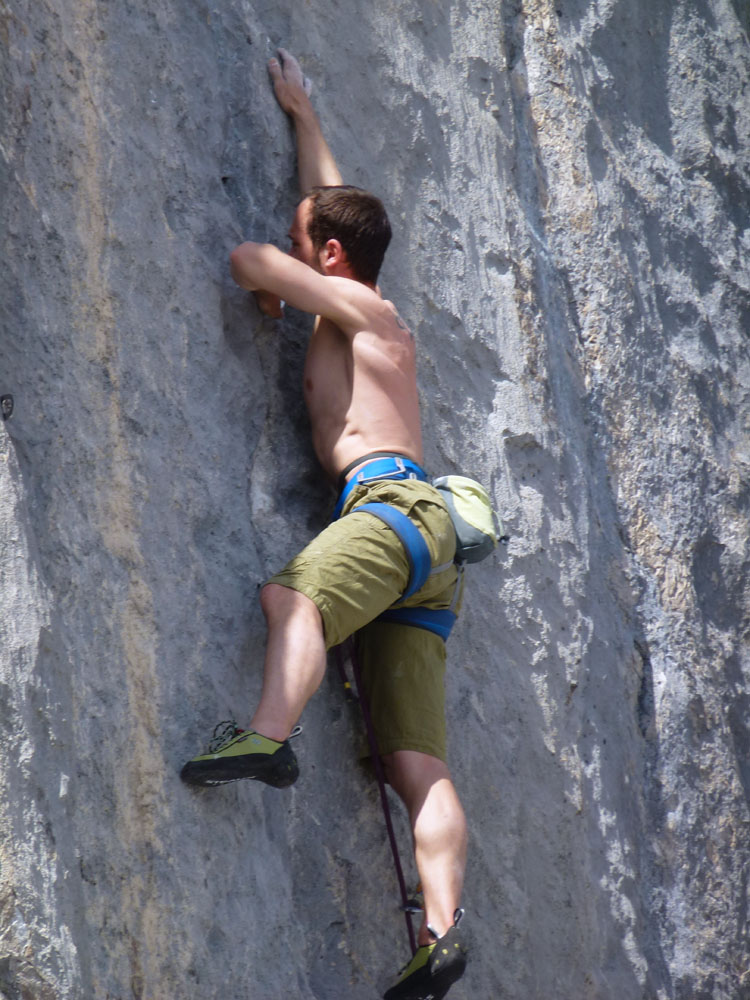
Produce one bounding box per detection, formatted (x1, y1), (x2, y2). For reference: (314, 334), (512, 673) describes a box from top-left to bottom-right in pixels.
(1, 1), (748, 997)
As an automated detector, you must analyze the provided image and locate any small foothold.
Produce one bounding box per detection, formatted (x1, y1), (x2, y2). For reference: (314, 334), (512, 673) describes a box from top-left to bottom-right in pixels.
(1, 395), (13, 420)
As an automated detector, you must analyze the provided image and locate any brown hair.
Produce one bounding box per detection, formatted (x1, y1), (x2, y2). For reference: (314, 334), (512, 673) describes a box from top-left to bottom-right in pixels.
(306, 185), (392, 284)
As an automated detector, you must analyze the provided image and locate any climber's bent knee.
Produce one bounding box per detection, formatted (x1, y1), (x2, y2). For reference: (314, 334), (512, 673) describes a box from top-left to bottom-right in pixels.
(260, 583), (324, 632)
(265, 513), (411, 649)
(381, 749), (453, 798)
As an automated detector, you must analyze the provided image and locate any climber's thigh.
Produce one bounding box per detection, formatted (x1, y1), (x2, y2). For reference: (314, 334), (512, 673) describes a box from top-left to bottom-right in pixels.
(266, 512), (410, 649)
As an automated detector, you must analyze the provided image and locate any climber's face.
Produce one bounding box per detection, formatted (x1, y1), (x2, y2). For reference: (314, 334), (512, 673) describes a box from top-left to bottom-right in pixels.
(287, 198), (320, 271)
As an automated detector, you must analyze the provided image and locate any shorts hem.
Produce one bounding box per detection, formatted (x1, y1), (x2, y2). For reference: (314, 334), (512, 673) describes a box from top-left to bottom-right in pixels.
(265, 576), (338, 646)
(366, 738), (447, 764)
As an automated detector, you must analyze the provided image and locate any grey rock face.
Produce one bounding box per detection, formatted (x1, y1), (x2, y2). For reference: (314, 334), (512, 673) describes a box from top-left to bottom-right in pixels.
(1, 1), (749, 998)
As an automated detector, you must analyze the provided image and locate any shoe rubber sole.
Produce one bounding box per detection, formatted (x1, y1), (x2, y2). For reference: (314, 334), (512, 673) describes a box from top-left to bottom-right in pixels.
(384, 961), (466, 1000)
(384, 928), (467, 1000)
(427, 951), (467, 1000)
(180, 743), (299, 788)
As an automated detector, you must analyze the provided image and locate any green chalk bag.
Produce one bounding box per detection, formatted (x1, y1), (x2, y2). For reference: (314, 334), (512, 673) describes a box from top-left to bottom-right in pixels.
(432, 475), (504, 564)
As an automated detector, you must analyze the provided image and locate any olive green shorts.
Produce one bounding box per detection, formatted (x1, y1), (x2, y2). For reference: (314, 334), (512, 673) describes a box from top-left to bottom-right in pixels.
(354, 619), (448, 760)
(267, 479), (463, 761)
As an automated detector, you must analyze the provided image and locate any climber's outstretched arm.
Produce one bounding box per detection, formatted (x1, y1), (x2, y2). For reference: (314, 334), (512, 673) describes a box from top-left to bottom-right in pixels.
(231, 242), (371, 335)
(269, 48), (343, 194)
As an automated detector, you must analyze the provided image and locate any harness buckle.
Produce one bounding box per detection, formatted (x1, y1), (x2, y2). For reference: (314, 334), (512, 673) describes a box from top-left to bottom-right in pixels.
(356, 456), (408, 486)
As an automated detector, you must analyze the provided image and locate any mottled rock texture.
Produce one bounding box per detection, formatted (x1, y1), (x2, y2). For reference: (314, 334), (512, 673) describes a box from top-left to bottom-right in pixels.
(1, 1), (749, 998)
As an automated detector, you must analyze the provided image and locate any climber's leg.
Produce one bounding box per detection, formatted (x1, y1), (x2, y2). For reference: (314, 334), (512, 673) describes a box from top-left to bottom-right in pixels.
(249, 583), (327, 741)
(383, 750), (467, 943)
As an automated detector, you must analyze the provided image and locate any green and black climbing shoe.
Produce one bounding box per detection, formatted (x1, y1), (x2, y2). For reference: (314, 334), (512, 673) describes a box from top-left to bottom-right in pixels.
(383, 910), (467, 1000)
(180, 721), (300, 788)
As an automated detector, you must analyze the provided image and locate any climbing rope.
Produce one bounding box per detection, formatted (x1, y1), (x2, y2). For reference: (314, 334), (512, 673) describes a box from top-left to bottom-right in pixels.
(334, 640), (418, 956)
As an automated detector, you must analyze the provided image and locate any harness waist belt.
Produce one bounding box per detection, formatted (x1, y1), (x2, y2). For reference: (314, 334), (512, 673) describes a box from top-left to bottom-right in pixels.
(332, 455), (429, 521)
(337, 451), (419, 490)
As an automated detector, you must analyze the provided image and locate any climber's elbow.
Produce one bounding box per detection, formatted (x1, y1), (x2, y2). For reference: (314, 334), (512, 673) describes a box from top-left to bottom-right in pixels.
(230, 242), (267, 291)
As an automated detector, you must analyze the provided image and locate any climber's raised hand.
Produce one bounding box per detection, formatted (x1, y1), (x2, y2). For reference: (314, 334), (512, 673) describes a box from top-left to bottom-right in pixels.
(267, 47), (342, 192)
(253, 289), (284, 319)
(268, 49), (313, 117)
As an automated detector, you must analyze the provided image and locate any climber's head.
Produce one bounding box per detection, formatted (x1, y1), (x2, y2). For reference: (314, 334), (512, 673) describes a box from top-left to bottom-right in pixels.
(296, 185), (392, 285)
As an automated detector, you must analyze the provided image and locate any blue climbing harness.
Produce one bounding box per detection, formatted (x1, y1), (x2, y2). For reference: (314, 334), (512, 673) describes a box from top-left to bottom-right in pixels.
(332, 453), (429, 519)
(377, 605), (457, 641)
(333, 454), (459, 641)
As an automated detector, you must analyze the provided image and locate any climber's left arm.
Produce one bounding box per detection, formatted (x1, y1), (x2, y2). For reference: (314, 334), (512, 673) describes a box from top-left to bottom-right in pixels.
(268, 49), (342, 194)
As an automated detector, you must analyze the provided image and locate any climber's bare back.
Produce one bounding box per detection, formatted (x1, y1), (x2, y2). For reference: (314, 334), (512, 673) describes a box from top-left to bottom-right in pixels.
(230, 207), (423, 484)
(304, 306), (423, 483)
(225, 51), (424, 483)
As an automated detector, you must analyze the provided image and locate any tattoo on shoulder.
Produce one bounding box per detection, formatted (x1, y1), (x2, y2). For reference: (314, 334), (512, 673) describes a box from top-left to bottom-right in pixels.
(394, 311), (413, 338)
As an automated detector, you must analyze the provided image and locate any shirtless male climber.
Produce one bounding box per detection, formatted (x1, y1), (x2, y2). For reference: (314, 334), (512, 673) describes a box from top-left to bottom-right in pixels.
(181, 49), (469, 1000)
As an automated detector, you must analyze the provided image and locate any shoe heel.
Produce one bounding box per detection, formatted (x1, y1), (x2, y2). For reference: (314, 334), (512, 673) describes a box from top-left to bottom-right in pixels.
(264, 746), (299, 788)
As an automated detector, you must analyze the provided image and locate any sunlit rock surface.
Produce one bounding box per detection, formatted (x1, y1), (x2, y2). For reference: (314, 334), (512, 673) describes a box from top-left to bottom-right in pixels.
(1, 2), (748, 997)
